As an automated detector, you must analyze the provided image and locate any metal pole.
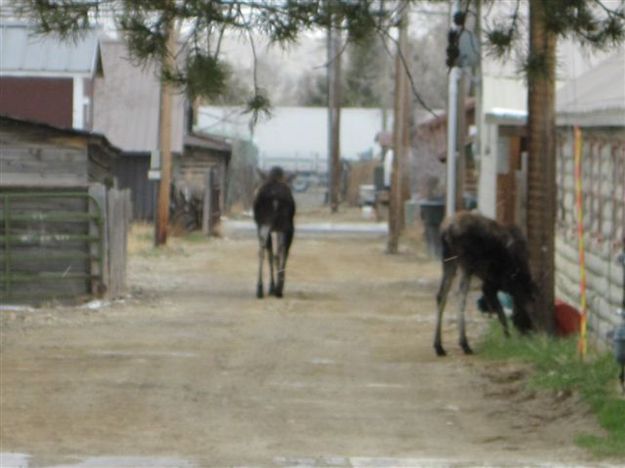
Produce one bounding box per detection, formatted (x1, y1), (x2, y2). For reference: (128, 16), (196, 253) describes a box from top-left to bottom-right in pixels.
(446, 0), (462, 217)
(446, 67), (459, 216)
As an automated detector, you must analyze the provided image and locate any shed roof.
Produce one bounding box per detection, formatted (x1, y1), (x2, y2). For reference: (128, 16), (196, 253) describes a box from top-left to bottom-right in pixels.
(93, 40), (184, 154)
(0, 114), (120, 155)
(185, 133), (232, 155)
(556, 51), (625, 127)
(0, 23), (101, 76)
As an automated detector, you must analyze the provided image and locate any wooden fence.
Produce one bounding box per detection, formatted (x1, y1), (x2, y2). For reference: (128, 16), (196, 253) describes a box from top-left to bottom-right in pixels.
(0, 185), (130, 305)
(89, 184), (131, 300)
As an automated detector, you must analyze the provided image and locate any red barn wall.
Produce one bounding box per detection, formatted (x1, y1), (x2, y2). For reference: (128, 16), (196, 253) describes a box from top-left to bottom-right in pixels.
(0, 77), (73, 128)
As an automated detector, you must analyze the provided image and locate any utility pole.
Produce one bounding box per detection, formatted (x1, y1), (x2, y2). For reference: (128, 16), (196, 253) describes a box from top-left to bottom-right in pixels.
(387, 5), (408, 254)
(327, 15), (342, 213)
(155, 13), (176, 247)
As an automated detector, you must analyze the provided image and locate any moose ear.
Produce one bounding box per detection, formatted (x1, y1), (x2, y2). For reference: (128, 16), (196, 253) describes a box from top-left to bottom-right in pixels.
(256, 168), (268, 181)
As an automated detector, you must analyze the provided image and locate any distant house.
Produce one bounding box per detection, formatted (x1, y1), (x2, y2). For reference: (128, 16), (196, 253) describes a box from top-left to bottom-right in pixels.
(93, 40), (231, 223)
(0, 23), (102, 130)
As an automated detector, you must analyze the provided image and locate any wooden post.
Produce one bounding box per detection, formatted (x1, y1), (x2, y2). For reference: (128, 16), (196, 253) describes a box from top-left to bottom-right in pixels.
(388, 7), (408, 253)
(327, 15), (342, 213)
(202, 170), (210, 236)
(155, 12), (176, 247)
(88, 183), (108, 296)
(400, 36), (412, 227)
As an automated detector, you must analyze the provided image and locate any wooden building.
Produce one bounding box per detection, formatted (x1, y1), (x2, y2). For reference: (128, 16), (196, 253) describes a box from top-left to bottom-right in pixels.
(0, 23), (102, 131)
(0, 116), (129, 304)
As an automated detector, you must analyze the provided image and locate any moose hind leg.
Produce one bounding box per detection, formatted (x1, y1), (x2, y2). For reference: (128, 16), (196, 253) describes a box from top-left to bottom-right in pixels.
(256, 226), (270, 298)
(434, 260), (457, 356)
(275, 232), (286, 298)
(457, 272), (472, 354)
(267, 234), (276, 295)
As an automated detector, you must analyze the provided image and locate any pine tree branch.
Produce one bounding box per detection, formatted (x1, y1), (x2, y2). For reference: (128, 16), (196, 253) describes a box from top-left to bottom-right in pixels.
(593, 0), (625, 20)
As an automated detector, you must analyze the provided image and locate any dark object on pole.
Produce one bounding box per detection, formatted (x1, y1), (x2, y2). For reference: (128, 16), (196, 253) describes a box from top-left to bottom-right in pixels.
(453, 11), (466, 27)
(446, 30), (460, 68)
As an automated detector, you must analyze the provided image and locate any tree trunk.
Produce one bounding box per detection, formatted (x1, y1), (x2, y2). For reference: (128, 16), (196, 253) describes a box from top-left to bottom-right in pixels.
(527, 0), (557, 333)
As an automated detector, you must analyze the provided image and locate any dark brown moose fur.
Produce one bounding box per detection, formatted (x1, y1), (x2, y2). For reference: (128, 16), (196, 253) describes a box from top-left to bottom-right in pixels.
(434, 211), (535, 356)
(254, 167), (295, 298)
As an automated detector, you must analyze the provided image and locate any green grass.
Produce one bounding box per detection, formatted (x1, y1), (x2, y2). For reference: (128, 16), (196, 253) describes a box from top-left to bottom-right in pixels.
(478, 323), (625, 458)
(182, 231), (210, 243)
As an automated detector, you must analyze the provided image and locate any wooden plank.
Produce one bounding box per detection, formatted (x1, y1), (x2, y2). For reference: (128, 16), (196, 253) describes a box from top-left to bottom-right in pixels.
(105, 188), (129, 298)
(202, 170), (211, 236)
(89, 184), (107, 296)
(0, 173), (88, 188)
(1, 146), (88, 187)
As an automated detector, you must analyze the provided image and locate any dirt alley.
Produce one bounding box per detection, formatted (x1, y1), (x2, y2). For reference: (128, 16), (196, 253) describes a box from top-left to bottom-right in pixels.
(0, 222), (614, 467)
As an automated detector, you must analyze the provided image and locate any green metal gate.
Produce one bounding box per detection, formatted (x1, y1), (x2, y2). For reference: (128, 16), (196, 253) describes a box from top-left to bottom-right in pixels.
(0, 191), (104, 304)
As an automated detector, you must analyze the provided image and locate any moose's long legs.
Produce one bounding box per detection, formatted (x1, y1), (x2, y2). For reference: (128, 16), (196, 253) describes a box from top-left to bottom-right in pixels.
(457, 272), (472, 354)
(434, 258), (458, 356)
(256, 226), (270, 298)
(257, 228), (289, 299)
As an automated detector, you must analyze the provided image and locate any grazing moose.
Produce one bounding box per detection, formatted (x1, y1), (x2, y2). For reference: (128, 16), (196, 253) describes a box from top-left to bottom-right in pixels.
(254, 167), (296, 298)
(434, 212), (535, 356)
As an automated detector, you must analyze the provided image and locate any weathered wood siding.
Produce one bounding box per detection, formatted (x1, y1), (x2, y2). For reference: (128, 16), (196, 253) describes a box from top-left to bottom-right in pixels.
(0, 189), (93, 303)
(555, 127), (625, 348)
(0, 146), (88, 188)
(0, 123), (89, 188)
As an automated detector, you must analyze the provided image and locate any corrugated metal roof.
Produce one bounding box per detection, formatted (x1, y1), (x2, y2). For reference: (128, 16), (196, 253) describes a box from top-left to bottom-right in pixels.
(92, 41), (184, 153)
(556, 51), (625, 126)
(0, 23), (100, 75)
